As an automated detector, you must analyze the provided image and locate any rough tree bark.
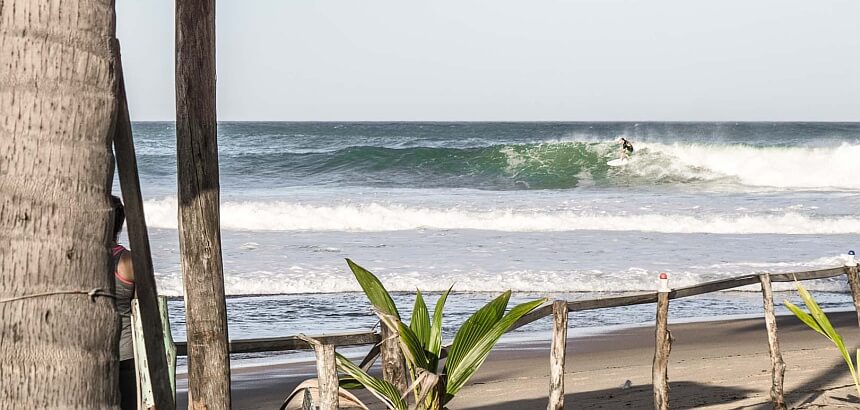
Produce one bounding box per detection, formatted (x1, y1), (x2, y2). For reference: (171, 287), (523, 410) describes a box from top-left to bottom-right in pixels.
(0, 0), (120, 408)
(176, 0), (232, 408)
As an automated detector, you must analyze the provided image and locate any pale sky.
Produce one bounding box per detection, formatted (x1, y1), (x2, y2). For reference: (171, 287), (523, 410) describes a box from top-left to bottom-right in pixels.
(117, 0), (860, 121)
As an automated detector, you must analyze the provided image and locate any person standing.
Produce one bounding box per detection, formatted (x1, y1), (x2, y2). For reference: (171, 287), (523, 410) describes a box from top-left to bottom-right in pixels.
(110, 195), (137, 409)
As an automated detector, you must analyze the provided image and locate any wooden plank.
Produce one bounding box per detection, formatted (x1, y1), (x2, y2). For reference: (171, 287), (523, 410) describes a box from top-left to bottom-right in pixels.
(111, 42), (175, 410)
(175, 0), (231, 408)
(569, 293), (658, 312)
(844, 264), (860, 328)
(759, 274), (786, 410)
(175, 331), (380, 356)
(671, 275), (760, 298)
(130, 300), (155, 409)
(358, 343), (381, 371)
(510, 303), (554, 331)
(547, 301), (568, 410)
(769, 267), (846, 282)
(158, 296), (177, 399)
(652, 291), (671, 410)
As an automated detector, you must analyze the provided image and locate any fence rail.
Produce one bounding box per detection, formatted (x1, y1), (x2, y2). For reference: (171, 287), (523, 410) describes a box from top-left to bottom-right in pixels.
(173, 331), (380, 356)
(147, 263), (859, 410)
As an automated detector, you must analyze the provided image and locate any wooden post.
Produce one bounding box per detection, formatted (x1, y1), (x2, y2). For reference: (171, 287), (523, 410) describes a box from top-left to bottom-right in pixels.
(380, 325), (408, 394)
(652, 291), (671, 410)
(315, 344), (339, 410)
(111, 41), (176, 409)
(176, 0), (231, 408)
(548, 300), (568, 410)
(158, 296), (178, 399)
(297, 335), (340, 410)
(130, 300), (155, 409)
(844, 263), (860, 328)
(758, 274), (786, 410)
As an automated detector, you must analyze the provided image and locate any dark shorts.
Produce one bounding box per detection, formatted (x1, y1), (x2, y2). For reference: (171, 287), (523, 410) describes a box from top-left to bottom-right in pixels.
(120, 359), (137, 410)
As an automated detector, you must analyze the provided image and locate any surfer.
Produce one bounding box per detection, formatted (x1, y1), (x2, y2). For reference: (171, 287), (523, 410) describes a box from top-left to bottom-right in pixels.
(618, 137), (634, 159)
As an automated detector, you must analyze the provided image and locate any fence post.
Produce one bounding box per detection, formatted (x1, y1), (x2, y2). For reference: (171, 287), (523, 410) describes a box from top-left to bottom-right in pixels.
(380, 325), (408, 394)
(158, 296), (177, 399)
(759, 273), (787, 410)
(315, 344), (339, 410)
(548, 300), (568, 410)
(653, 273), (671, 410)
(298, 335), (339, 410)
(844, 251), (860, 328)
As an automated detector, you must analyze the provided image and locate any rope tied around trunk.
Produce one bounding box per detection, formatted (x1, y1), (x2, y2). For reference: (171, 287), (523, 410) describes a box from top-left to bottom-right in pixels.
(0, 288), (117, 304)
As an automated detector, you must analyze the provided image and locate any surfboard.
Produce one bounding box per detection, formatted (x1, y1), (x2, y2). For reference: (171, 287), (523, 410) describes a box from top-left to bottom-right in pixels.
(607, 158), (629, 167)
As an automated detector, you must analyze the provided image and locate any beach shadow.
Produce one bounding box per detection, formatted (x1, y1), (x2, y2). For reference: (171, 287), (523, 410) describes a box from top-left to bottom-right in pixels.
(461, 381), (757, 410)
(784, 357), (855, 408)
(731, 311), (859, 336)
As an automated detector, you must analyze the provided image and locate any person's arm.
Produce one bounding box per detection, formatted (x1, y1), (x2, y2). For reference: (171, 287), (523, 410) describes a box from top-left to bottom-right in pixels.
(117, 252), (135, 284)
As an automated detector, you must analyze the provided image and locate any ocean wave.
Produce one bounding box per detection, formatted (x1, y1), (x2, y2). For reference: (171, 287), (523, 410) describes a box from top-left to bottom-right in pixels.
(143, 197), (860, 234)
(137, 140), (860, 191)
(643, 141), (860, 190)
(152, 258), (851, 297)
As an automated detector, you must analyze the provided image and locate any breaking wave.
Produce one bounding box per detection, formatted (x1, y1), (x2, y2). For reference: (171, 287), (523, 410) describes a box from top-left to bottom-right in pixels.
(144, 197), (860, 234)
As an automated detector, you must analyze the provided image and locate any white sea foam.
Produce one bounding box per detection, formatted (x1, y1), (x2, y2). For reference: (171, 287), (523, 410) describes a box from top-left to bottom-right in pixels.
(153, 259), (850, 297)
(144, 197), (859, 234)
(640, 142), (860, 190)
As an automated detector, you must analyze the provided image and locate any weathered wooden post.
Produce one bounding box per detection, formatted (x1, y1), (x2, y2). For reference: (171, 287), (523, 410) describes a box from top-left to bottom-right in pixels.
(380, 325), (408, 394)
(176, 0), (232, 407)
(653, 273), (671, 410)
(298, 335), (339, 410)
(314, 344), (339, 409)
(158, 296), (178, 398)
(759, 273), (786, 410)
(844, 251), (860, 328)
(112, 42), (176, 409)
(548, 300), (569, 410)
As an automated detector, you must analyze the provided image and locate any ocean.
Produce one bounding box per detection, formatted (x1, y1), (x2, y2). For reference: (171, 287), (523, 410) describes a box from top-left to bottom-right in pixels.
(119, 122), (860, 362)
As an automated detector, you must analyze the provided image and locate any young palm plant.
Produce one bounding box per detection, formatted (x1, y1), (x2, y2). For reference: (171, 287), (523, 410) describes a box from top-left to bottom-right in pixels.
(337, 259), (547, 410)
(785, 281), (860, 397)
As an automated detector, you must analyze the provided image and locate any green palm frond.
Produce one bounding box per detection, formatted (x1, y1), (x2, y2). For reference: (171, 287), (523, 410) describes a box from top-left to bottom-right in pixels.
(411, 290), (431, 348)
(445, 291), (511, 374)
(377, 310), (431, 371)
(335, 353), (408, 410)
(344, 260), (545, 409)
(427, 286), (452, 371)
(786, 281), (860, 397)
(347, 258), (400, 319)
(444, 298), (547, 397)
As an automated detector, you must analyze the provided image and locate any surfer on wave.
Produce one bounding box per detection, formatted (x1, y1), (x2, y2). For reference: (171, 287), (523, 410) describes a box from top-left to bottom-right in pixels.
(617, 137), (634, 159)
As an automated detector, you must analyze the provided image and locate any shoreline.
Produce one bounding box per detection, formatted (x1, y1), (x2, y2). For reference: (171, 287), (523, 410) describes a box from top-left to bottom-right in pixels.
(176, 310), (860, 409)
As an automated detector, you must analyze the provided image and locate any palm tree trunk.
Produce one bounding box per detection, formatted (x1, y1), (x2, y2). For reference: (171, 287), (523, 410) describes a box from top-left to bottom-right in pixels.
(0, 0), (119, 407)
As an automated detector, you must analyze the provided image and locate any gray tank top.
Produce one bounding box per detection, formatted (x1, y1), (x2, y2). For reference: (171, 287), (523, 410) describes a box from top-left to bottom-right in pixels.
(112, 245), (135, 361)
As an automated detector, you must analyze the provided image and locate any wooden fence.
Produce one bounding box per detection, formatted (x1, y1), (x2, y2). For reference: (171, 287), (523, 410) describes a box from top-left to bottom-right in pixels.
(141, 262), (859, 409)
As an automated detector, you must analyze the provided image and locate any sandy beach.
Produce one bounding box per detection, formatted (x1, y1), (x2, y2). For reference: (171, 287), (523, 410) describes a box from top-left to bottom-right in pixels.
(175, 310), (860, 409)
